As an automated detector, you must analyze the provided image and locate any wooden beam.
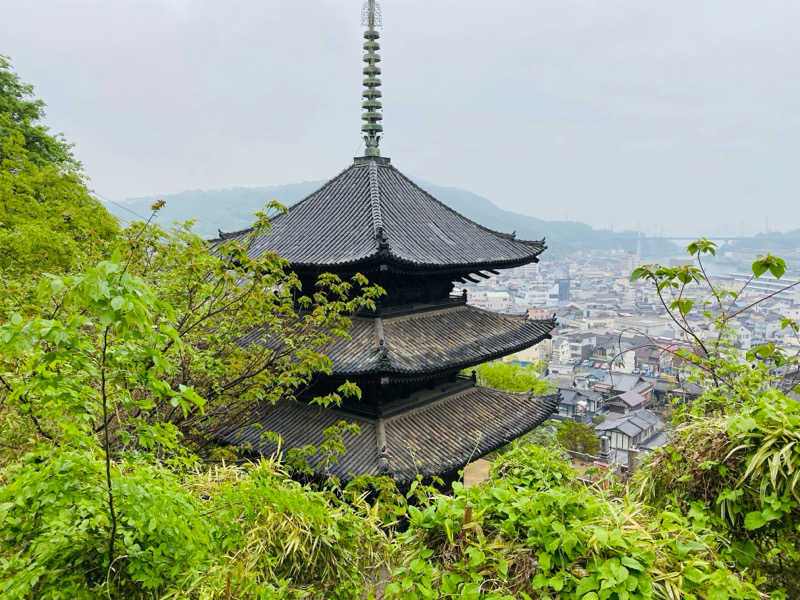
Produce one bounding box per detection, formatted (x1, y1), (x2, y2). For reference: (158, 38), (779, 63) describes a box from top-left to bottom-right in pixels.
(475, 271), (491, 279)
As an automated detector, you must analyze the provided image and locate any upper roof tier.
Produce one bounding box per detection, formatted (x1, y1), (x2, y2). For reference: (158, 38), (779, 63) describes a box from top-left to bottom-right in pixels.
(218, 159), (546, 274)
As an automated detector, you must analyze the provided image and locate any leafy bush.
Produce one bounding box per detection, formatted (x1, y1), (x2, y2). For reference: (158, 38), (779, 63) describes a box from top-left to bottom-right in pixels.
(0, 447), (210, 599)
(491, 444), (576, 489)
(635, 388), (800, 595)
(184, 461), (391, 600)
(387, 444), (761, 600)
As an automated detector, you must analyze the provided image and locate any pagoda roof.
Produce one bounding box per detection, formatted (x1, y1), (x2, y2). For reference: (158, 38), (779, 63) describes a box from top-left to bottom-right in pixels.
(327, 305), (555, 376)
(240, 304), (556, 378)
(217, 159), (546, 273)
(218, 383), (559, 485)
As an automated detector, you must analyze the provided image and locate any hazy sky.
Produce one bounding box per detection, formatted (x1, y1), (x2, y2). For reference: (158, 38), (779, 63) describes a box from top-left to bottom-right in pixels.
(2, 0), (799, 235)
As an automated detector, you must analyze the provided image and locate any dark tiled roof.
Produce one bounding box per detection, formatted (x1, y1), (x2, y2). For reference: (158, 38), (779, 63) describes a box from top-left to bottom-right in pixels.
(243, 305), (555, 377)
(613, 390), (647, 408)
(558, 386), (602, 406)
(215, 160), (545, 272)
(596, 409), (662, 441)
(218, 385), (559, 485)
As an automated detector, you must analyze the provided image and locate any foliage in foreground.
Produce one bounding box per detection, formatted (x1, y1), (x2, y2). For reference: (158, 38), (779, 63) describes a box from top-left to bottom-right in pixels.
(387, 444), (761, 600)
(629, 238), (800, 598)
(0, 450), (390, 599)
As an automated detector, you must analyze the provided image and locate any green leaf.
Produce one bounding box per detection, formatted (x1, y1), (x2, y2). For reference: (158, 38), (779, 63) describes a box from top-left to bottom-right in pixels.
(708, 587), (730, 600)
(620, 556), (644, 571)
(769, 256), (786, 279)
(730, 539), (758, 568)
(630, 267), (646, 282)
(409, 558), (426, 574)
(687, 238), (717, 256)
(384, 582), (401, 597)
(670, 298), (694, 316)
(683, 566), (707, 583)
(675, 539), (705, 558)
(575, 576), (597, 596)
(744, 511), (767, 530)
(547, 574), (564, 591)
(50, 278), (65, 293)
(752, 258), (769, 278)
(466, 546), (485, 567)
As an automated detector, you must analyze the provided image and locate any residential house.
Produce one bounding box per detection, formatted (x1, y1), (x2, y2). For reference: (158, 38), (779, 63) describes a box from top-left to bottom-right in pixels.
(606, 390), (648, 415)
(554, 384), (603, 423)
(595, 409), (664, 464)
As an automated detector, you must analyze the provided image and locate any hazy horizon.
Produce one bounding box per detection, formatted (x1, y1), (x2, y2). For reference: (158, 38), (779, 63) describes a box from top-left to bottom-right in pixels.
(2, 0), (798, 236)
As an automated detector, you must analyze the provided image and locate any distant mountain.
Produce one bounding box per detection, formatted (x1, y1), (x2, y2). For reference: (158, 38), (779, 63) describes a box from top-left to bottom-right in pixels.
(729, 229), (800, 252)
(110, 179), (675, 257)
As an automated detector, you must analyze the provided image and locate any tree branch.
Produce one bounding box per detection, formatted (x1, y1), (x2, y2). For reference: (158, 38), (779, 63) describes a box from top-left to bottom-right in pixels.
(100, 325), (117, 570)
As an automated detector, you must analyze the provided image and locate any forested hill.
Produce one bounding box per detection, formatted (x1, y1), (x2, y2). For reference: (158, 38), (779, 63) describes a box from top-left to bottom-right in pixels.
(111, 180), (675, 256)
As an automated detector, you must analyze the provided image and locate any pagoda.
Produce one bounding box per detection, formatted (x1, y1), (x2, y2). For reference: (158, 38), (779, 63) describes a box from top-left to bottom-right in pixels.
(218, 0), (558, 486)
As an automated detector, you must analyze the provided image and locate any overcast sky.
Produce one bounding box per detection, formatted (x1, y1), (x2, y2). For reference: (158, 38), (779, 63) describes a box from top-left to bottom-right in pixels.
(2, 0), (799, 235)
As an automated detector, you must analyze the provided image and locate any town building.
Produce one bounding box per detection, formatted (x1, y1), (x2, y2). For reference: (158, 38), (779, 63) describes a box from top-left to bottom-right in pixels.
(606, 390), (649, 415)
(595, 409), (665, 465)
(554, 383), (603, 424)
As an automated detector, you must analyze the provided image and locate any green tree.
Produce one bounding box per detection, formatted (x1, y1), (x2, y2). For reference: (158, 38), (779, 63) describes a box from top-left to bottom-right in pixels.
(0, 212), (382, 461)
(472, 360), (550, 393)
(630, 239), (800, 596)
(0, 56), (118, 286)
(0, 220), (387, 597)
(556, 419), (601, 455)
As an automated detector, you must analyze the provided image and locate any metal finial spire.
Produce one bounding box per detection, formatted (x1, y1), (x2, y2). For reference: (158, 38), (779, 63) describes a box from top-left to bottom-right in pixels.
(361, 0), (383, 157)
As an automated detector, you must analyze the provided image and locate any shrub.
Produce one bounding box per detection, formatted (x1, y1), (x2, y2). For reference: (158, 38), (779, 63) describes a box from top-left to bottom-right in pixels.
(177, 460), (391, 600)
(387, 444), (761, 600)
(0, 447), (210, 599)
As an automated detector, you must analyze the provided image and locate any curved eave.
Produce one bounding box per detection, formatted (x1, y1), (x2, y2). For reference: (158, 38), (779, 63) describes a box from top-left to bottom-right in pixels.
(325, 312), (557, 379)
(288, 244), (547, 276)
(216, 387), (560, 486)
(329, 323), (554, 378)
(387, 390), (561, 486)
(209, 160), (550, 275)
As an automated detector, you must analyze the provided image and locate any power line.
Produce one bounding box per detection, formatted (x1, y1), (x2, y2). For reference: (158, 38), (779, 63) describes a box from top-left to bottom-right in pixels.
(93, 192), (150, 221)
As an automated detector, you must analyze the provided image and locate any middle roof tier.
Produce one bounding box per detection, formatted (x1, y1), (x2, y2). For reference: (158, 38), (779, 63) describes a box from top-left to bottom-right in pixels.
(322, 304), (554, 377)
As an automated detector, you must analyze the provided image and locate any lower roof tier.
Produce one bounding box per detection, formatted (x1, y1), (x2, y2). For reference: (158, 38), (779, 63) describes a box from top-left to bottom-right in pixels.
(320, 304), (554, 378)
(217, 383), (559, 485)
